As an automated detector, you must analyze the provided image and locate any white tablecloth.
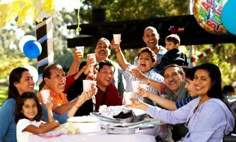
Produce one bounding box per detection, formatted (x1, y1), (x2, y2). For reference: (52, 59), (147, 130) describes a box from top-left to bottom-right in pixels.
(29, 132), (155, 142)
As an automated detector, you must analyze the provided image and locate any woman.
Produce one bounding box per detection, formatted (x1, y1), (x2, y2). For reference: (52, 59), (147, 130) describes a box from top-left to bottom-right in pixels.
(0, 67), (96, 142)
(130, 63), (235, 142)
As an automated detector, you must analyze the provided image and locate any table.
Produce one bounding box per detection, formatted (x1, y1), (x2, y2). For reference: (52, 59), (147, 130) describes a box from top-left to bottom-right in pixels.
(28, 131), (156, 142)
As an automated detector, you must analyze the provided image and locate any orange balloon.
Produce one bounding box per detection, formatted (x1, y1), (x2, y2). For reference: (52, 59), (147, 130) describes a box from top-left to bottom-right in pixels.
(193, 0), (228, 34)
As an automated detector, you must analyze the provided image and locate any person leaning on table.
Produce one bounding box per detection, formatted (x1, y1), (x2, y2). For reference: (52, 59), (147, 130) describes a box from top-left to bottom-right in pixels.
(0, 67), (97, 142)
(129, 63), (235, 142)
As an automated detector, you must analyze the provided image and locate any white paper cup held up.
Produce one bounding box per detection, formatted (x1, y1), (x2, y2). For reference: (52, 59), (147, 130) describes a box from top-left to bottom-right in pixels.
(83, 80), (97, 92)
(132, 81), (140, 92)
(87, 53), (96, 65)
(113, 34), (121, 44)
(123, 92), (135, 105)
(41, 89), (50, 104)
(76, 46), (84, 55)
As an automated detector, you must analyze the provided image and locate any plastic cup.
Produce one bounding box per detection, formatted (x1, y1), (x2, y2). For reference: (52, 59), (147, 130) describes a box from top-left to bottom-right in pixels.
(41, 89), (50, 104)
(129, 65), (137, 71)
(113, 34), (121, 44)
(76, 46), (84, 56)
(83, 80), (97, 91)
(139, 84), (149, 90)
(132, 81), (140, 92)
(87, 53), (96, 65)
(123, 92), (135, 105)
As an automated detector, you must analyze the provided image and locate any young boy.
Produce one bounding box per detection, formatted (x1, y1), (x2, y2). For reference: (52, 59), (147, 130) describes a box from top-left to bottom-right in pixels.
(154, 34), (188, 74)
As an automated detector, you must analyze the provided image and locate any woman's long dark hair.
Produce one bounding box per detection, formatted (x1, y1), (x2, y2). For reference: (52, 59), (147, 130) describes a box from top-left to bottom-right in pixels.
(195, 63), (223, 100)
(15, 92), (42, 123)
(8, 67), (28, 99)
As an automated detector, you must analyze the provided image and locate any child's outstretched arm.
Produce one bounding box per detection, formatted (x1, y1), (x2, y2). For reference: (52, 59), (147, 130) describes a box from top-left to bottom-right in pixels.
(22, 120), (59, 134)
(111, 40), (129, 71)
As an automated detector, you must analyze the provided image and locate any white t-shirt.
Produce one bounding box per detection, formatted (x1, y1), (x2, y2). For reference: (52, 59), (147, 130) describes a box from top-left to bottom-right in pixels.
(17, 118), (42, 142)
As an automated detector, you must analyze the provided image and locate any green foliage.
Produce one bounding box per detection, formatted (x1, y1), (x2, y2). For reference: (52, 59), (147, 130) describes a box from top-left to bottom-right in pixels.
(193, 43), (236, 85)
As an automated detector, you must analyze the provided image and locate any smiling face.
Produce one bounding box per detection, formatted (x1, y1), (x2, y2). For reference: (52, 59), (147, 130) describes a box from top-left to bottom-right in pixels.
(96, 65), (114, 91)
(14, 71), (35, 95)
(193, 69), (212, 97)
(21, 98), (38, 121)
(137, 52), (154, 73)
(143, 28), (159, 50)
(164, 67), (185, 93)
(94, 38), (111, 62)
(44, 68), (66, 94)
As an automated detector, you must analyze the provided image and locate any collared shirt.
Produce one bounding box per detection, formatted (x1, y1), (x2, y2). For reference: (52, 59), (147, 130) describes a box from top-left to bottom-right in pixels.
(95, 83), (122, 112)
(164, 82), (190, 102)
(146, 97), (235, 142)
(37, 86), (68, 110)
(122, 64), (164, 105)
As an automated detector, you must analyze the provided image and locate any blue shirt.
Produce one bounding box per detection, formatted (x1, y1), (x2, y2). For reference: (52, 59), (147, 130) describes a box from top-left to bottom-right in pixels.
(0, 98), (68, 142)
(123, 64), (164, 105)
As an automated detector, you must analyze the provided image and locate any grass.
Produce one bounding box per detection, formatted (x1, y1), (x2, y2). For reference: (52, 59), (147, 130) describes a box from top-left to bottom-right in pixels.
(0, 85), (7, 107)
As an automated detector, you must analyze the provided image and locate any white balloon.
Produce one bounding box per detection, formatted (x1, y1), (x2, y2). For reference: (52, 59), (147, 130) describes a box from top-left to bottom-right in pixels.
(24, 65), (39, 83)
(19, 35), (36, 52)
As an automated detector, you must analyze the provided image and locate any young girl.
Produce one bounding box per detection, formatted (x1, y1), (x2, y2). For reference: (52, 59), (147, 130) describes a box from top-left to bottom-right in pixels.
(15, 92), (59, 142)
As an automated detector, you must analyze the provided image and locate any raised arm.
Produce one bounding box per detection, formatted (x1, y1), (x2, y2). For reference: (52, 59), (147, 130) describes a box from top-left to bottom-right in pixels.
(111, 40), (129, 71)
(68, 50), (83, 75)
(67, 84), (97, 117)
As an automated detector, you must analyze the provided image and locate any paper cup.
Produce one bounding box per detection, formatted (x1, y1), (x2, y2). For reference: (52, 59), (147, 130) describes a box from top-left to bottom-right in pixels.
(83, 80), (97, 91)
(87, 53), (96, 65)
(139, 84), (149, 90)
(129, 65), (137, 71)
(123, 92), (135, 105)
(76, 46), (84, 56)
(41, 89), (50, 103)
(132, 81), (140, 92)
(113, 34), (121, 44)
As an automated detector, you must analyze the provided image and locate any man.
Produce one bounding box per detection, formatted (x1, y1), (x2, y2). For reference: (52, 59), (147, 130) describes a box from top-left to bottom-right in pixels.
(94, 37), (125, 95)
(37, 63), (80, 115)
(68, 38), (125, 95)
(94, 60), (122, 111)
(133, 64), (191, 141)
(134, 26), (167, 66)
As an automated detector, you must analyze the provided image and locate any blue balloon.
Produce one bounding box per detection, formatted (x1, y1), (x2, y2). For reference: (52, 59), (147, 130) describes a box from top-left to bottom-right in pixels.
(23, 40), (42, 59)
(222, 0), (236, 35)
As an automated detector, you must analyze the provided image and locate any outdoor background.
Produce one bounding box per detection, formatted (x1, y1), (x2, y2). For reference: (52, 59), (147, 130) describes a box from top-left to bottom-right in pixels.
(0, 0), (236, 106)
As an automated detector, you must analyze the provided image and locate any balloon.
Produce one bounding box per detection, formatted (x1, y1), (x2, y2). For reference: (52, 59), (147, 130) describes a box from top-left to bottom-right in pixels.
(24, 65), (39, 83)
(193, 0), (228, 34)
(222, 0), (236, 35)
(23, 40), (42, 59)
(19, 35), (37, 52)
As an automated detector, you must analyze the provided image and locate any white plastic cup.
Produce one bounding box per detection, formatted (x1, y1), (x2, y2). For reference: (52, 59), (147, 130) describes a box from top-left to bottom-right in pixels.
(41, 89), (50, 104)
(87, 53), (96, 65)
(132, 81), (140, 92)
(76, 46), (84, 56)
(139, 84), (149, 90)
(129, 65), (137, 71)
(113, 34), (121, 44)
(123, 92), (135, 105)
(83, 80), (97, 92)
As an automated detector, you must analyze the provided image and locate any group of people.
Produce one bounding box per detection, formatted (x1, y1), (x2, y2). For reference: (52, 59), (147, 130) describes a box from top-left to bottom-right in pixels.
(0, 26), (235, 142)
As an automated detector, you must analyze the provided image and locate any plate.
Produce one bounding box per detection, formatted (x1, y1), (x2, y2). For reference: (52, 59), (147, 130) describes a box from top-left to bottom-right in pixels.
(67, 116), (98, 123)
(37, 131), (63, 138)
